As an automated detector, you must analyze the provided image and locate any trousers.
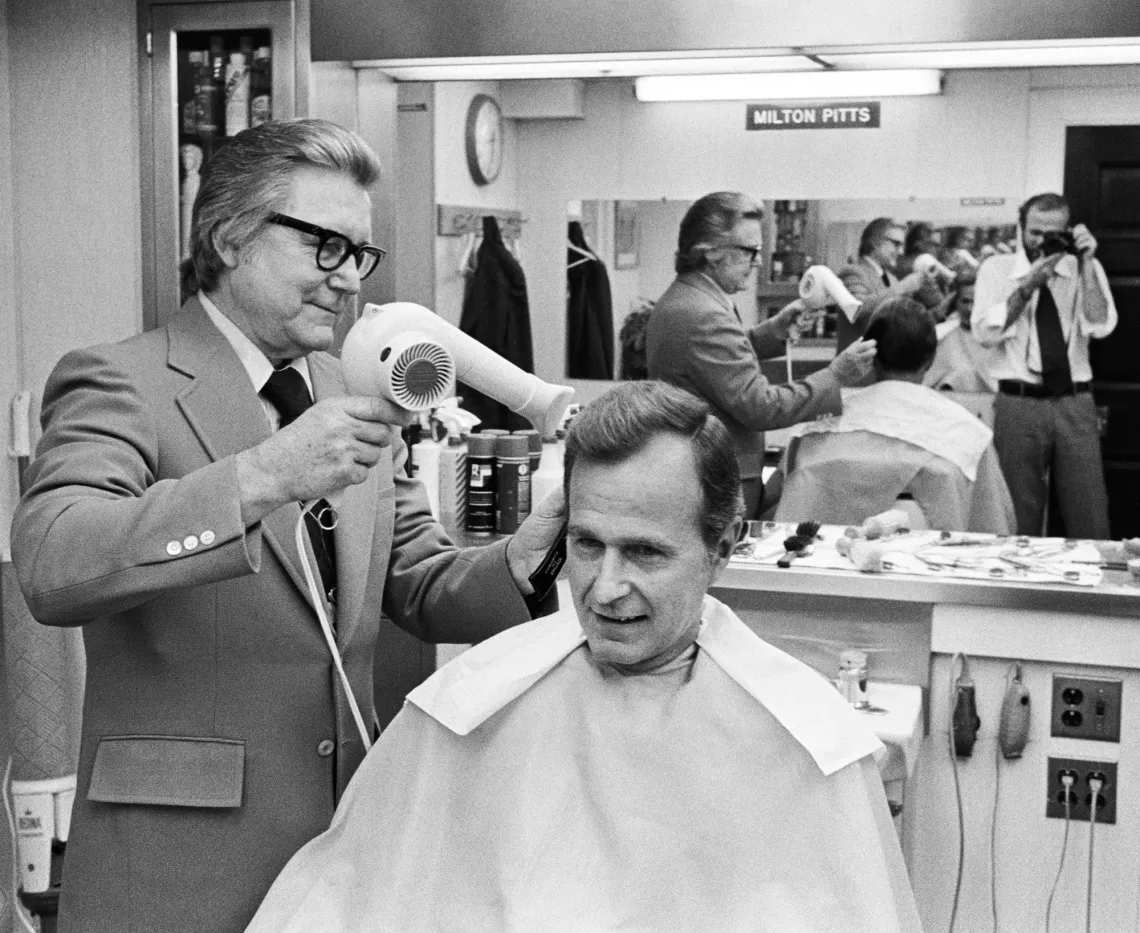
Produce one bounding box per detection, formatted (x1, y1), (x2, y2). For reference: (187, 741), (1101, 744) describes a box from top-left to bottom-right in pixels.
(992, 391), (1110, 538)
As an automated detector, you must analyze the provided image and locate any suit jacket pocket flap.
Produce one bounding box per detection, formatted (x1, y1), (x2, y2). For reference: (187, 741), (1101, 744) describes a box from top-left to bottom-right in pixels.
(88, 735), (244, 808)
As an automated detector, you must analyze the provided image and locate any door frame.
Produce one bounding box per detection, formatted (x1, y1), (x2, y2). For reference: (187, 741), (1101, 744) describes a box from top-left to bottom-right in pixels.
(1027, 78), (1140, 194)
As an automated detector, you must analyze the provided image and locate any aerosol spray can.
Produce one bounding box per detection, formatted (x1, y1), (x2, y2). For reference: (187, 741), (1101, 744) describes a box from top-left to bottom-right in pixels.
(495, 434), (531, 534)
(464, 433), (497, 535)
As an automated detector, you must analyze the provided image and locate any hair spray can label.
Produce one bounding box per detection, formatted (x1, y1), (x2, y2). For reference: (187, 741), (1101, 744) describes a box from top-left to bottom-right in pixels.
(465, 459), (496, 534)
(495, 458), (530, 534)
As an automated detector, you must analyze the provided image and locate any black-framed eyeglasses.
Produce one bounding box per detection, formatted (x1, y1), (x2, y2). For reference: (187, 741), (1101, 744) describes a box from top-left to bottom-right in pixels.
(268, 213), (386, 280)
(724, 243), (762, 263)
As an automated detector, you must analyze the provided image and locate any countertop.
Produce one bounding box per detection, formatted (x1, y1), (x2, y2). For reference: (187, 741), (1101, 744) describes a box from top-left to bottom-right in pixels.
(717, 555), (1140, 617)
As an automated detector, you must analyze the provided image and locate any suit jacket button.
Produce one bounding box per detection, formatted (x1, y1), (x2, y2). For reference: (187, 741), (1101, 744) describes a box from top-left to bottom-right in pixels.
(200, 530), (216, 546)
(317, 739), (335, 757)
(183, 534), (199, 550)
(166, 541), (183, 556)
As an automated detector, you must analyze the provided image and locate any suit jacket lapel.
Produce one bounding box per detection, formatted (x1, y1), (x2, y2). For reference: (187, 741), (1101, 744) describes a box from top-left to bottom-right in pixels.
(168, 298), (318, 609)
(308, 353), (378, 649)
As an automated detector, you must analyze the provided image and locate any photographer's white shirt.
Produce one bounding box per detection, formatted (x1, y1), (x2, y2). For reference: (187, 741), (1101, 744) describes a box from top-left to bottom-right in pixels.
(971, 248), (1116, 385)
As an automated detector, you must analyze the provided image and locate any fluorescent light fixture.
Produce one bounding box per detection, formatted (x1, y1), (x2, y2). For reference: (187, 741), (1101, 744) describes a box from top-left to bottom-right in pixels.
(821, 42), (1140, 70)
(359, 53), (821, 82)
(635, 69), (942, 101)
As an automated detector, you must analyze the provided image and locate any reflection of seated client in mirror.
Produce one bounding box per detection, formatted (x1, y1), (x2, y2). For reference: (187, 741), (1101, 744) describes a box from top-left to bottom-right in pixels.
(646, 192), (877, 518)
(776, 297), (1015, 534)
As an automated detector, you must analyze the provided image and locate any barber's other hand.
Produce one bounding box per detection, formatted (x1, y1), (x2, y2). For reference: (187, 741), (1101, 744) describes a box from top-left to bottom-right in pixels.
(1071, 223), (1097, 260)
(828, 338), (878, 387)
(236, 396), (415, 524)
(506, 487), (566, 596)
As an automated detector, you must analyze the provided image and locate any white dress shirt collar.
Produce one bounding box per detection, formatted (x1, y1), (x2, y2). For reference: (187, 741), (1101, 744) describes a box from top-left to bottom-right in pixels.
(198, 291), (312, 395)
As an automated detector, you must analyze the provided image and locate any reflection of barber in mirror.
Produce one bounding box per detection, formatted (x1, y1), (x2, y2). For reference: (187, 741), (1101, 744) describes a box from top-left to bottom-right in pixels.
(246, 380), (922, 933)
(836, 217), (940, 352)
(896, 222), (957, 322)
(646, 191), (878, 519)
(972, 192), (1116, 538)
(777, 297), (1015, 534)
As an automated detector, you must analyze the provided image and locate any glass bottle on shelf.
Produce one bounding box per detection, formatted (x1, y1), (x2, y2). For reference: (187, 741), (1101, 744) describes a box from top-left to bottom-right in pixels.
(224, 37), (252, 137)
(250, 45), (272, 126)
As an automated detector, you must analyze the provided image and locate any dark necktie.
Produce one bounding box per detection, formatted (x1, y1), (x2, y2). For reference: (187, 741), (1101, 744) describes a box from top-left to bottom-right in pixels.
(881, 271), (891, 288)
(260, 366), (338, 605)
(1034, 284), (1072, 395)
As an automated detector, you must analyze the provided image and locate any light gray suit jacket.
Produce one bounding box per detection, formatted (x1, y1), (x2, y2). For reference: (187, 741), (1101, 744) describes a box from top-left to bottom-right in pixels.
(11, 298), (535, 933)
(645, 272), (841, 480)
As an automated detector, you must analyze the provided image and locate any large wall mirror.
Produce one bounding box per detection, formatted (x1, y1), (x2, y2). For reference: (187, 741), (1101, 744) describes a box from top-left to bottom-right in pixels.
(562, 194), (1066, 530)
(565, 196), (1018, 383)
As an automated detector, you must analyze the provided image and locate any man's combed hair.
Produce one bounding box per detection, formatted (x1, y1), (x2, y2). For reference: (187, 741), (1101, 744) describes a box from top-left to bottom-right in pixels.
(182, 118), (383, 298)
(564, 381), (743, 550)
(864, 296), (937, 374)
(674, 192), (763, 275)
(858, 217), (901, 257)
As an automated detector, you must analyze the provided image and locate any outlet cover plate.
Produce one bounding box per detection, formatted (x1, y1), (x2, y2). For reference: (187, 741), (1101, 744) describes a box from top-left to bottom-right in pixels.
(1051, 675), (1122, 742)
(1046, 757), (1117, 824)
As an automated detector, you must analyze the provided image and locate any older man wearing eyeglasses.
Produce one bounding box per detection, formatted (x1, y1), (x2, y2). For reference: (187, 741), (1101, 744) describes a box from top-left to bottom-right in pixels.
(647, 191), (877, 517)
(836, 217), (939, 352)
(11, 119), (562, 933)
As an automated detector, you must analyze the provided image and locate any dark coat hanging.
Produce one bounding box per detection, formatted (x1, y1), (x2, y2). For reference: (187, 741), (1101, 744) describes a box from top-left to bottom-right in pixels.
(566, 220), (614, 379)
(459, 215), (535, 432)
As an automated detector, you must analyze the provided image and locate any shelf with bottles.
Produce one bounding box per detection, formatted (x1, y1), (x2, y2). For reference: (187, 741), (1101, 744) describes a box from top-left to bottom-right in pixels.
(177, 31), (273, 158)
(767, 199), (819, 285)
(758, 299), (840, 341)
(175, 31), (274, 266)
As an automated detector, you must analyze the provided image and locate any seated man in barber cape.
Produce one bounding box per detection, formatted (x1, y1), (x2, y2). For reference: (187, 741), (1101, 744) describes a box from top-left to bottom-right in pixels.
(246, 380), (922, 933)
(777, 296), (1015, 535)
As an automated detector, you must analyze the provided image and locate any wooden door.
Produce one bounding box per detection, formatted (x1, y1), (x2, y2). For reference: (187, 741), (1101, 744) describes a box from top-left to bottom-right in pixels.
(1065, 126), (1140, 538)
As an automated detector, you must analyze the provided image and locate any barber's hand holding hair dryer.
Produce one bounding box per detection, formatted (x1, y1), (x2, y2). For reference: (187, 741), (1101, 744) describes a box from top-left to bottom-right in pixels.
(258, 301), (574, 749)
(339, 301), (573, 579)
(797, 265), (879, 385)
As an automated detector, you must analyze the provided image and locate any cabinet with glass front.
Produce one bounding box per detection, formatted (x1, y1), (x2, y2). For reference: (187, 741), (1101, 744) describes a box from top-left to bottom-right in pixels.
(138, 0), (310, 329)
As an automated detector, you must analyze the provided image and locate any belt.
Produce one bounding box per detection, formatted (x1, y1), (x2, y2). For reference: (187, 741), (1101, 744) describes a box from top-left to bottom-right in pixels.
(998, 379), (1091, 399)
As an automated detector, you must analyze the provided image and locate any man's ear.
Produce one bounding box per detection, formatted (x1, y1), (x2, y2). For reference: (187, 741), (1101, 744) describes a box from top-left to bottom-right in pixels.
(213, 229), (241, 270)
(709, 516), (742, 580)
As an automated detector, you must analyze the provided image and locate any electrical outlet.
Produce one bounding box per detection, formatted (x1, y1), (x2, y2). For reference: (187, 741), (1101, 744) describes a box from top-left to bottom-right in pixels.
(1051, 675), (1122, 742)
(1046, 757), (1117, 824)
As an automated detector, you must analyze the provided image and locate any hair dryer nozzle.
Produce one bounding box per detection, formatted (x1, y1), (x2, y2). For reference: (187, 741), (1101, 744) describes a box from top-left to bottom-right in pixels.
(799, 265), (862, 323)
(343, 303), (575, 436)
(914, 252), (957, 284)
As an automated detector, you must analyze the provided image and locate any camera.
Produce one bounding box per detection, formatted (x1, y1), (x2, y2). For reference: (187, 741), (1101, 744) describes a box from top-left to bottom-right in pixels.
(1039, 230), (1079, 257)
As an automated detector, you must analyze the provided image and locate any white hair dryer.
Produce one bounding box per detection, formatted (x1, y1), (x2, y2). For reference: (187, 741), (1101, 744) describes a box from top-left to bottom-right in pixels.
(913, 252), (957, 285)
(341, 302), (575, 438)
(799, 265), (863, 324)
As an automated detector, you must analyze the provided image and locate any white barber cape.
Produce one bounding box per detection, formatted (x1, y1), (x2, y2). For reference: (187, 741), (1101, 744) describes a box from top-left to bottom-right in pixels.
(776, 379), (1015, 534)
(246, 597), (922, 933)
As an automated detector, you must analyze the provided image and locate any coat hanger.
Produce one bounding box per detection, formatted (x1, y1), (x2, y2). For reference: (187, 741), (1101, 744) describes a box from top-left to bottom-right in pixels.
(567, 240), (595, 270)
(457, 231), (478, 275)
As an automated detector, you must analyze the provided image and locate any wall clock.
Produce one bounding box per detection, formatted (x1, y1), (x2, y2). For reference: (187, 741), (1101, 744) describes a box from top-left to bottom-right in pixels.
(465, 93), (503, 185)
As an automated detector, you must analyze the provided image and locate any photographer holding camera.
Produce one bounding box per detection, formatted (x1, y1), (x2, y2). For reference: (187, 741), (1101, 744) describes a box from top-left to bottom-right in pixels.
(972, 192), (1116, 538)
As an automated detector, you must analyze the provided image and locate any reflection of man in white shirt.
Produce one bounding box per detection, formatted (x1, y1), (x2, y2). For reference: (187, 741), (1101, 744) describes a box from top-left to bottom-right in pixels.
(246, 381), (922, 933)
(972, 193), (1116, 538)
